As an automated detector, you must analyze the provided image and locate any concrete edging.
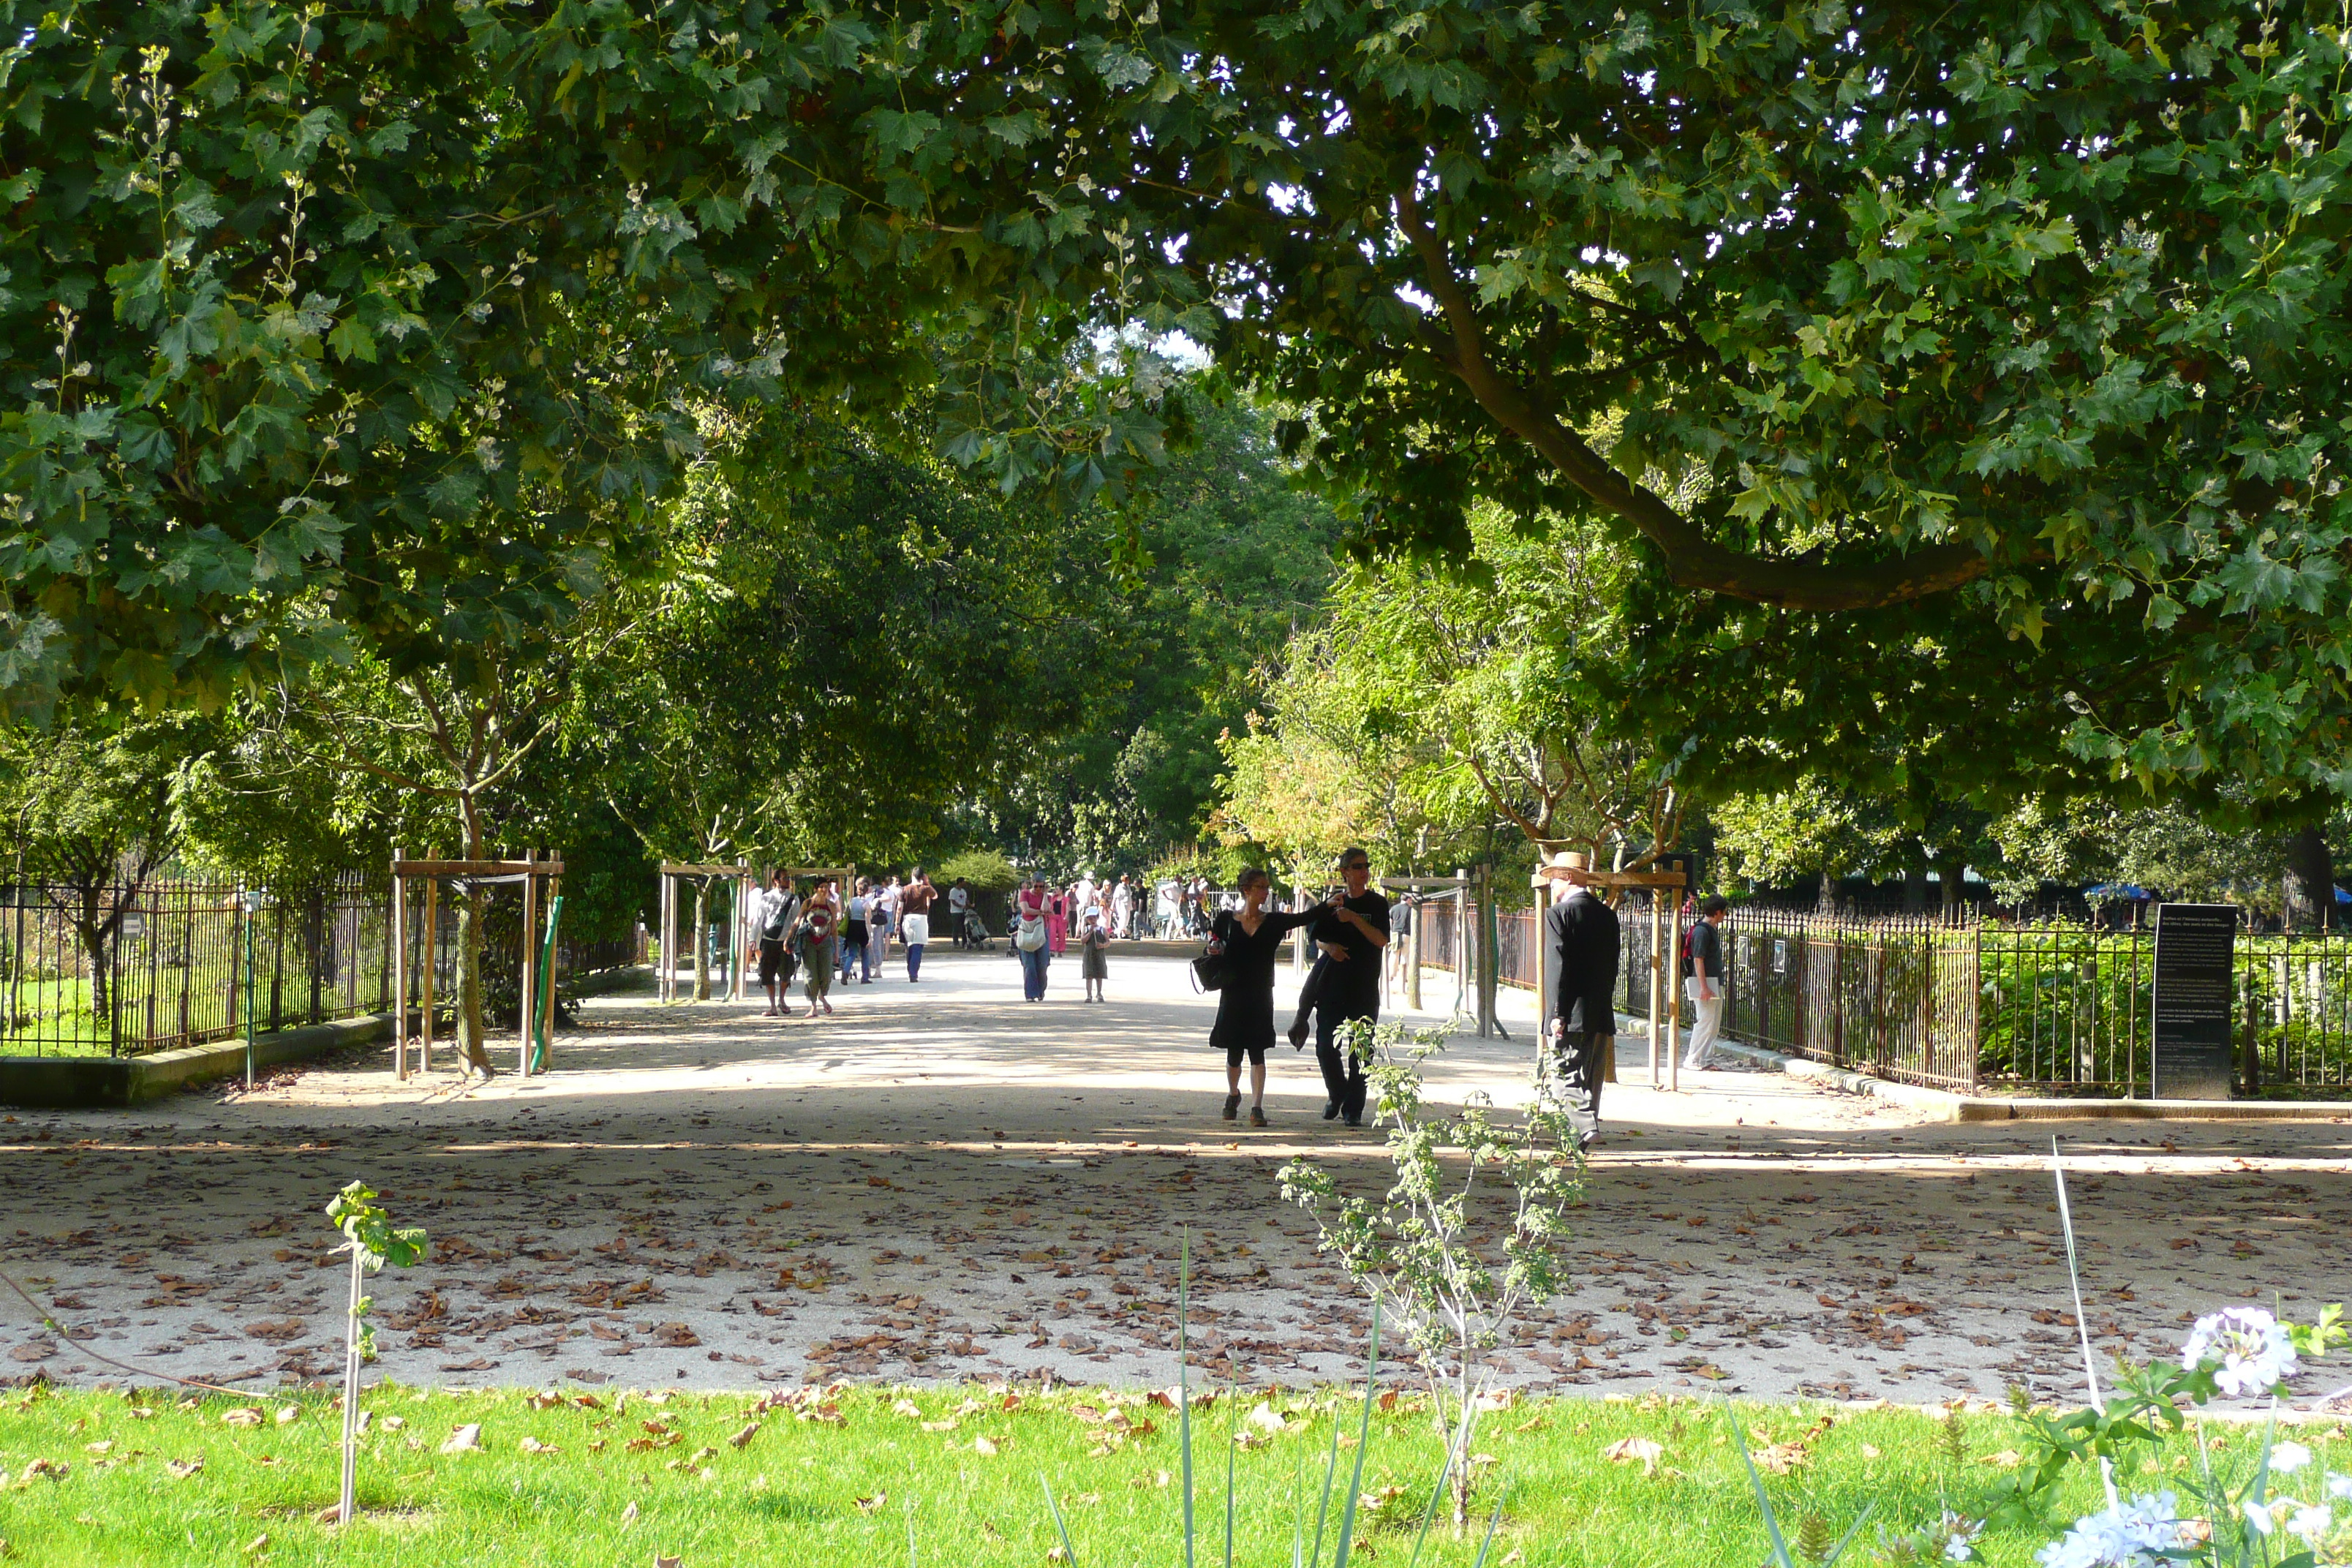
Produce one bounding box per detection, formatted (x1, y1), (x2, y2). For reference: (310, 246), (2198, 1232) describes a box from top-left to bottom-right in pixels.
(0, 1011), (395, 1111)
(0, 964), (657, 1111)
(1711, 1038), (2352, 1123)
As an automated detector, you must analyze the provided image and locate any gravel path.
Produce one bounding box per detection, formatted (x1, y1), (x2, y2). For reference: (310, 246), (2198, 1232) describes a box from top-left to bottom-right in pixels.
(4, 950), (2348, 1408)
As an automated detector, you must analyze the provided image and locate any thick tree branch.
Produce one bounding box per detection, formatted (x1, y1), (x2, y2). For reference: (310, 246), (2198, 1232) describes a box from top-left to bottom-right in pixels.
(1393, 192), (1991, 612)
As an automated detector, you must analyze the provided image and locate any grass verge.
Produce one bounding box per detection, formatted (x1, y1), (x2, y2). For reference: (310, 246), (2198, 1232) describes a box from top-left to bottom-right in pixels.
(2, 1381), (2340, 1567)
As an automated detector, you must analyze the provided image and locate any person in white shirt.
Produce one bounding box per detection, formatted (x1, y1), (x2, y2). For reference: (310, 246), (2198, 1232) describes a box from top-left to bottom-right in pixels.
(1111, 876), (1133, 940)
(946, 876), (970, 949)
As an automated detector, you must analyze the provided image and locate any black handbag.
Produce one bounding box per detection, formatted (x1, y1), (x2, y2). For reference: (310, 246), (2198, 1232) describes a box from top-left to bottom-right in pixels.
(1189, 946), (1227, 992)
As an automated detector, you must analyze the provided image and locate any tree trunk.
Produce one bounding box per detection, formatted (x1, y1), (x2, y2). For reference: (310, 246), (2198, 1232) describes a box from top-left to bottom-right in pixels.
(1815, 867), (1837, 913)
(1902, 856), (1930, 914)
(451, 802), (496, 1077)
(692, 880), (711, 1001)
(2283, 826), (2336, 931)
(1936, 850), (1968, 915)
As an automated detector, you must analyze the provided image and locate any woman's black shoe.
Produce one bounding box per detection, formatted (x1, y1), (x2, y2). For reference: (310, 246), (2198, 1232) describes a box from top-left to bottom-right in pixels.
(1322, 1102), (1339, 1120)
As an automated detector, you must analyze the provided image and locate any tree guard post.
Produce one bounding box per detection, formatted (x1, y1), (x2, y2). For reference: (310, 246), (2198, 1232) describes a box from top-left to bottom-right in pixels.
(419, 878), (437, 1073)
(390, 854), (563, 1082)
(518, 851), (538, 1077)
(391, 848), (407, 1082)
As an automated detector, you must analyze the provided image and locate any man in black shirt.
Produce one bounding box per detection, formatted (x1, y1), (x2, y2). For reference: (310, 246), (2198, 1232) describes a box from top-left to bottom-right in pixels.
(1307, 847), (1390, 1127)
(1541, 853), (1619, 1150)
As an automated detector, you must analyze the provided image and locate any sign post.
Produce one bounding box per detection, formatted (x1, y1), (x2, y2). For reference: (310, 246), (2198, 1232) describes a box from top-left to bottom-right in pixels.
(2151, 902), (2239, 1099)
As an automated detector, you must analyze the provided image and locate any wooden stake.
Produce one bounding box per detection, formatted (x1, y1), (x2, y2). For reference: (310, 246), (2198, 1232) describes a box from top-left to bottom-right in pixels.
(1648, 898), (1663, 1085)
(420, 880), (437, 1073)
(391, 850), (407, 1082)
(519, 852), (538, 1077)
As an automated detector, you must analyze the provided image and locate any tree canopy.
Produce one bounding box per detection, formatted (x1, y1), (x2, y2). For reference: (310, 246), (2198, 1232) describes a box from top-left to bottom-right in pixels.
(732, 0), (2351, 807)
(7, 0), (2350, 886)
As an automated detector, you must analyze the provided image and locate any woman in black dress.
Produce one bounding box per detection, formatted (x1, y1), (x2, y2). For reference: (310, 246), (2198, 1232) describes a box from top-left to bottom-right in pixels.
(1208, 867), (1319, 1126)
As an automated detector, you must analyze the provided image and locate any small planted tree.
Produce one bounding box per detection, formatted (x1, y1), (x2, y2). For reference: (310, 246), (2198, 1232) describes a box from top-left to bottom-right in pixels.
(1279, 1022), (1581, 1529)
(325, 1181), (428, 1526)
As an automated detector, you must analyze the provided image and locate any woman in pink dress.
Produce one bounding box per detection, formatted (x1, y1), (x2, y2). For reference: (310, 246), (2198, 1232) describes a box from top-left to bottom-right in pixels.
(1047, 886), (1068, 954)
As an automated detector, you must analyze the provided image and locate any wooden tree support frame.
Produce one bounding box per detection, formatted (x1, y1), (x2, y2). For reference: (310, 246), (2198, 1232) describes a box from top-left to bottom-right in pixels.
(1533, 864), (1689, 1091)
(657, 864), (856, 1005)
(391, 850), (565, 1082)
(657, 861), (751, 1006)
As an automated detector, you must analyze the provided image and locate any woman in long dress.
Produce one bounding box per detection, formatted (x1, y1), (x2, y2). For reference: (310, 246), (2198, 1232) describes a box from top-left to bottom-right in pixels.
(1047, 886), (1068, 954)
(1207, 867), (1318, 1126)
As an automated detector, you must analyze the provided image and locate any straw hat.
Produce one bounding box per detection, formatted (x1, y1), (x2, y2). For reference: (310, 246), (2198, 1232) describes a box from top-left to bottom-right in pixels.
(1534, 849), (1591, 881)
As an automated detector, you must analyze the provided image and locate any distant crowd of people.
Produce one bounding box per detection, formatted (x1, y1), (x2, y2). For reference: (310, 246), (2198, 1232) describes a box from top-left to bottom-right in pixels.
(742, 867), (979, 1019)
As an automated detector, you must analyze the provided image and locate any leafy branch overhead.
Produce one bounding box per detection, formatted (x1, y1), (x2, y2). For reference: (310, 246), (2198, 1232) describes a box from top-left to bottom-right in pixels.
(6, 0), (2350, 807)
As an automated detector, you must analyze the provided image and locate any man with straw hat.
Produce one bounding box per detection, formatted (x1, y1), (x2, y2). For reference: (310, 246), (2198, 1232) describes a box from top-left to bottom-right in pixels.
(1539, 849), (1618, 1150)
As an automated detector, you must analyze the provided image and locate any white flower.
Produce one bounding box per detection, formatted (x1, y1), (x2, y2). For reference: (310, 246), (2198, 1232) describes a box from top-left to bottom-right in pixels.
(2326, 1470), (2352, 1500)
(2274, 1440), (2315, 1474)
(2180, 1307), (2299, 1397)
(2037, 1493), (2196, 1568)
(1941, 1510), (1985, 1562)
(2244, 1499), (2277, 1537)
(2286, 1504), (2332, 1545)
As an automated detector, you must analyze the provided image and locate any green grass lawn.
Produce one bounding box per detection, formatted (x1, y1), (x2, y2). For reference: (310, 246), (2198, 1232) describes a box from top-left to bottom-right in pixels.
(2, 1380), (2335, 1567)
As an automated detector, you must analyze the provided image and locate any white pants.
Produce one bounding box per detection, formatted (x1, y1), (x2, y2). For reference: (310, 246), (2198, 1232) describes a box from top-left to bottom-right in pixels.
(1683, 978), (1725, 1068)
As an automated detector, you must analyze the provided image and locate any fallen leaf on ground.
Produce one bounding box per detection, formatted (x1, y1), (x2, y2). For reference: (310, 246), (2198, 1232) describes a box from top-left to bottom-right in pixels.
(166, 1459), (203, 1479)
(728, 1422), (760, 1450)
(221, 1408), (265, 1428)
(855, 1491), (888, 1514)
(1602, 1437), (1665, 1474)
(440, 1424), (483, 1454)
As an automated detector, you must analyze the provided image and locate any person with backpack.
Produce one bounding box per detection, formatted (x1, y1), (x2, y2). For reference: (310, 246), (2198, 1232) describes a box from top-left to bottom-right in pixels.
(750, 867), (801, 1017)
(1682, 896), (1730, 1070)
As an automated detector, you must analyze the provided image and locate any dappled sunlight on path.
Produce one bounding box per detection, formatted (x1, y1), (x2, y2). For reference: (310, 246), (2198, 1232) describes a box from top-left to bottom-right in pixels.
(3, 951), (2348, 1412)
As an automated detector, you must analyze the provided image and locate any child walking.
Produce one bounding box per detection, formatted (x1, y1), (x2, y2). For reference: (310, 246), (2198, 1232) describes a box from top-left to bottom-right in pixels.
(1080, 910), (1110, 1002)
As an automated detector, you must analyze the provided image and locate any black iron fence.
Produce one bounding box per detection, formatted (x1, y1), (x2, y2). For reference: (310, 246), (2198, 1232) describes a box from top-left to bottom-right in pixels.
(2, 874), (646, 1059)
(1411, 895), (2351, 1098)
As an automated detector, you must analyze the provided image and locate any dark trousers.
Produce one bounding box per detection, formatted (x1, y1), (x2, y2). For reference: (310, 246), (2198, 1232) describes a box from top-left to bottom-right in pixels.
(1314, 998), (1376, 1121)
(1550, 1028), (1611, 1147)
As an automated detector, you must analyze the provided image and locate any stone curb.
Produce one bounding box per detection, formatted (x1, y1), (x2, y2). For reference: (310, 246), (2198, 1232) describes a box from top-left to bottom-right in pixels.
(0, 1011), (394, 1110)
(1710, 1038), (2352, 1123)
(0, 965), (650, 1110)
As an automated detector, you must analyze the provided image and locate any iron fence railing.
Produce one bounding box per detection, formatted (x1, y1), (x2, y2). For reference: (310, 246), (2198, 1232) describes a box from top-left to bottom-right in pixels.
(1405, 894), (2351, 1099)
(3, 874), (646, 1059)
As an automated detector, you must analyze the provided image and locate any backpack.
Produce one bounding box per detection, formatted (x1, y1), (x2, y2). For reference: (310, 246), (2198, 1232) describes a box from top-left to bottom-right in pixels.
(762, 892), (796, 941)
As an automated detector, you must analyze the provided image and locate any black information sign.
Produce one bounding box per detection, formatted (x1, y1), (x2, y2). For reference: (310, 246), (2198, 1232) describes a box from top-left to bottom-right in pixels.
(2152, 902), (2239, 1099)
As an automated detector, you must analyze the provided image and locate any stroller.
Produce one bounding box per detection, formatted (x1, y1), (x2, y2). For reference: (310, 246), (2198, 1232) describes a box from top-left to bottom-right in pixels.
(962, 908), (994, 950)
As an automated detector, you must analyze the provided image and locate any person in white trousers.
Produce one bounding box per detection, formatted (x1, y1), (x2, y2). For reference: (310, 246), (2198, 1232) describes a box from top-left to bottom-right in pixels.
(1683, 896), (1730, 1069)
